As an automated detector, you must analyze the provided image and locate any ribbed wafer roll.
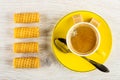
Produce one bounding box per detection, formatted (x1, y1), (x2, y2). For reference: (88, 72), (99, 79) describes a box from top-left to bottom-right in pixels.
(14, 27), (40, 38)
(13, 57), (40, 68)
(14, 12), (40, 23)
(14, 42), (39, 53)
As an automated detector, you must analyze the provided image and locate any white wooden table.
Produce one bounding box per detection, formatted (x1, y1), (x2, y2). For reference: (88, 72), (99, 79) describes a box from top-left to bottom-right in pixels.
(0, 0), (120, 80)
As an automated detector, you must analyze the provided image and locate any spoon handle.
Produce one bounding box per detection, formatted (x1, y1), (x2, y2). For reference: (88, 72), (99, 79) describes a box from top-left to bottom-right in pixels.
(82, 57), (109, 72)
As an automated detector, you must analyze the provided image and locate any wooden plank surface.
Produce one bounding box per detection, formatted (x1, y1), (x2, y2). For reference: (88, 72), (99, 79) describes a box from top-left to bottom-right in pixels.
(0, 0), (120, 80)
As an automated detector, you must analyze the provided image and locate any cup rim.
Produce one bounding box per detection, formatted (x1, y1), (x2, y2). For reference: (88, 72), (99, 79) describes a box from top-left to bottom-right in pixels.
(66, 22), (101, 56)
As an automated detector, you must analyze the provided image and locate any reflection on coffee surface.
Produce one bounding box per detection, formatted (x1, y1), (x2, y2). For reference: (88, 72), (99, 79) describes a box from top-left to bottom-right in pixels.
(70, 25), (97, 54)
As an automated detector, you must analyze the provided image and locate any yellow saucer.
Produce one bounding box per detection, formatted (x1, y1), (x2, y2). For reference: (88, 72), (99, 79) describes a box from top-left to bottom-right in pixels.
(51, 10), (112, 72)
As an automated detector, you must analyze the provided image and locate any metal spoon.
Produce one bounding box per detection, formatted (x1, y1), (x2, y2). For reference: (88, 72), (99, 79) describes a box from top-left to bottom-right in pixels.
(54, 38), (109, 73)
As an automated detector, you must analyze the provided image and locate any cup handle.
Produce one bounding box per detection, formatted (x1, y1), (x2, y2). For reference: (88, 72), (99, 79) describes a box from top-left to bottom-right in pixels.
(72, 15), (83, 24)
(90, 18), (100, 27)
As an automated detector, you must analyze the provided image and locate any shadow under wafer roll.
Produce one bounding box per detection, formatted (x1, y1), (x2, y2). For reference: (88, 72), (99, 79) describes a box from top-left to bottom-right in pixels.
(13, 42), (39, 53)
(13, 57), (40, 68)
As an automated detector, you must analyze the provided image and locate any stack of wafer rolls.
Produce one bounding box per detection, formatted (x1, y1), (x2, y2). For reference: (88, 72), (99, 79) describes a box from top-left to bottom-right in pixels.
(13, 12), (40, 68)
